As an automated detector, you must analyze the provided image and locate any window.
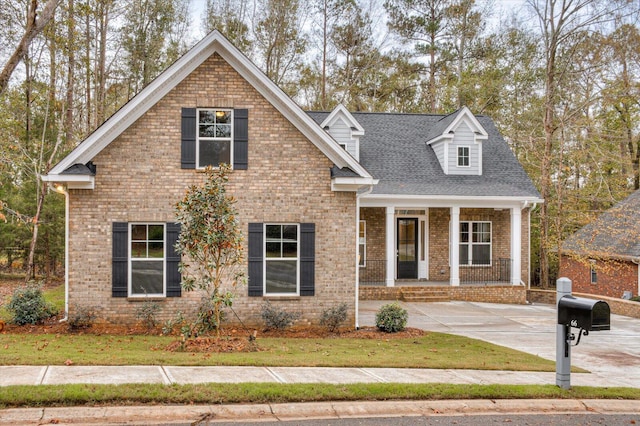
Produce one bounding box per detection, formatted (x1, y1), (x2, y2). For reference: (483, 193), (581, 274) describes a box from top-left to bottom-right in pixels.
(248, 223), (314, 297)
(459, 221), (491, 265)
(182, 108), (248, 170)
(129, 223), (165, 296)
(590, 260), (597, 284)
(197, 109), (232, 168)
(457, 146), (470, 167)
(265, 224), (299, 295)
(359, 220), (366, 267)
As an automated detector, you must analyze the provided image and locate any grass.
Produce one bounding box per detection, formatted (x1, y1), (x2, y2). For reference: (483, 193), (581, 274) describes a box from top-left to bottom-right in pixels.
(5, 280), (624, 408)
(0, 382), (637, 409)
(0, 332), (563, 371)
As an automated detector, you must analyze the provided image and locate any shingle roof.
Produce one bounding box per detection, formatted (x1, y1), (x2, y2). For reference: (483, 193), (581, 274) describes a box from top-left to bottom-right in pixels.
(563, 190), (640, 259)
(307, 111), (541, 198)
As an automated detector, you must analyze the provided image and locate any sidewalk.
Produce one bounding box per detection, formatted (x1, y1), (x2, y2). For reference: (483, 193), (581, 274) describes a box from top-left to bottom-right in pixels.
(1, 364), (638, 388)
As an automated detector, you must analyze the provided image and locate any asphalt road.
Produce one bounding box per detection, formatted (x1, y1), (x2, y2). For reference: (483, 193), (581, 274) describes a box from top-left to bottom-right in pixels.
(207, 414), (640, 426)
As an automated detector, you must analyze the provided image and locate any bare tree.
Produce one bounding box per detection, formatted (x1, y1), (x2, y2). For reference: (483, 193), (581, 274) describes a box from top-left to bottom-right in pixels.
(0, 0), (61, 95)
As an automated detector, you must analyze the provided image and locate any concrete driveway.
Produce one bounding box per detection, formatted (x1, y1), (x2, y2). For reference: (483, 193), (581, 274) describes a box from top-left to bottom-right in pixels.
(358, 300), (640, 388)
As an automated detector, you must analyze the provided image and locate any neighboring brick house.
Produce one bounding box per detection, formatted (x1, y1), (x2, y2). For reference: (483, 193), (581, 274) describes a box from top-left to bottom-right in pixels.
(559, 190), (640, 299)
(43, 31), (542, 326)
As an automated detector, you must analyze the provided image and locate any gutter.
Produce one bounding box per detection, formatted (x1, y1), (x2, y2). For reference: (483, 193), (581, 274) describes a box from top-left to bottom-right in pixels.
(355, 184), (374, 330)
(633, 258), (640, 297)
(49, 183), (69, 322)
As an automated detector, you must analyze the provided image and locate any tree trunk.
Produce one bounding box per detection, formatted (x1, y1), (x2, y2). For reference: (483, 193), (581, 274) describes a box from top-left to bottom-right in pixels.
(0, 0), (60, 96)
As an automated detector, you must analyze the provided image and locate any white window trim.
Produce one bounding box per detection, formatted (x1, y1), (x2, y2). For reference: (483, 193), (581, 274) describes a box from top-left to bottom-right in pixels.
(457, 145), (470, 167)
(128, 222), (166, 297)
(359, 220), (366, 267)
(459, 221), (492, 266)
(264, 223), (300, 296)
(196, 108), (234, 170)
(590, 259), (597, 284)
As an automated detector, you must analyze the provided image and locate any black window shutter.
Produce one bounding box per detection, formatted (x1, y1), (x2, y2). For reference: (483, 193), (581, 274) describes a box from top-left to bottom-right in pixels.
(248, 222), (263, 296)
(233, 109), (248, 170)
(112, 222), (129, 297)
(166, 222), (182, 297)
(300, 223), (315, 296)
(181, 108), (196, 169)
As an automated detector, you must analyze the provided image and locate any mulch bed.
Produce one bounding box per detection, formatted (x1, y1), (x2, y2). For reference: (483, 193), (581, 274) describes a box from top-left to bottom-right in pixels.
(2, 276), (426, 352)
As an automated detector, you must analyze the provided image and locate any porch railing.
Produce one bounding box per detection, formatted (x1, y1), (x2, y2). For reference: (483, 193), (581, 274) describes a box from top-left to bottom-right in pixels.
(358, 258), (512, 285)
(460, 258), (512, 284)
(359, 260), (386, 286)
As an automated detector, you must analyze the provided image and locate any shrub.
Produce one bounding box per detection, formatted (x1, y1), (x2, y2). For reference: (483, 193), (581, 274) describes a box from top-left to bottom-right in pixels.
(7, 282), (57, 325)
(135, 300), (161, 329)
(320, 302), (348, 332)
(375, 302), (408, 333)
(68, 305), (97, 330)
(260, 301), (301, 331)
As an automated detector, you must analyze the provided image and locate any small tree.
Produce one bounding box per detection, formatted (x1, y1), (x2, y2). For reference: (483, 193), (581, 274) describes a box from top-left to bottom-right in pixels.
(174, 164), (245, 338)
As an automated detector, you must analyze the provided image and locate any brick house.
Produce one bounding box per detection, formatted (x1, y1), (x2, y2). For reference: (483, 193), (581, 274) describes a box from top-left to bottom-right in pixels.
(43, 31), (542, 326)
(559, 190), (640, 299)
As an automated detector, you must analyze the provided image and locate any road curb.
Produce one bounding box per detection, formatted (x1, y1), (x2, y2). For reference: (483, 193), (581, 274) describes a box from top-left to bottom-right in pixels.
(1, 399), (639, 425)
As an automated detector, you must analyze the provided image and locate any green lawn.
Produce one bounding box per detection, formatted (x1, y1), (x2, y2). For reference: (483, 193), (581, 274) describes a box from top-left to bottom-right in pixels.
(0, 332), (560, 371)
(1, 281), (635, 409)
(0, 382), (637, 409)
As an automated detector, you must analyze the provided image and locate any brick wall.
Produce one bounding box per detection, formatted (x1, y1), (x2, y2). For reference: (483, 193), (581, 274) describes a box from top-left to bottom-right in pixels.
(360, 285), (526, 304)
(528, 289), (640, 319)
(558, 256), (638, 299)
(67, 53), (357, 326)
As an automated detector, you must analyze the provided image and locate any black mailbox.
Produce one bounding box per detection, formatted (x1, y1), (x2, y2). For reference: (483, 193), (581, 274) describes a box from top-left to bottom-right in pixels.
(558, 296), (610, 331)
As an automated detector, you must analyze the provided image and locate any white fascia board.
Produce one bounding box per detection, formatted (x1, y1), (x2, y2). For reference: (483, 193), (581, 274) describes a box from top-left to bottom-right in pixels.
(50, 31), (372, 180)
(41, 173), (95, 190)
(446, 106), (488, 139)
(331, 177), (378, 192)
(50, 36), (217, 175)
(360, 193), (544, 208)
(425, 133), (454, 146)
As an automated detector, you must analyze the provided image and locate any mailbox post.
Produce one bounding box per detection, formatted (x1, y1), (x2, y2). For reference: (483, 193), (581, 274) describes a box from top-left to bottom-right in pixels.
(555, 277), (611, 390)
(556, 278), (572, 389)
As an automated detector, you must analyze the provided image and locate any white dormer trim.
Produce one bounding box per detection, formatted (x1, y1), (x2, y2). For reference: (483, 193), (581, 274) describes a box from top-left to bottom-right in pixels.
(320, 104), (364, 161)
(44, 31), (373, 188)
(426, 106), (487, 176)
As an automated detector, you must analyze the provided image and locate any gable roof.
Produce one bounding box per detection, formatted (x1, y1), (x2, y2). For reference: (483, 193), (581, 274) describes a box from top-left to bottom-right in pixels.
(43, 30), (373, 187)
(307, 111), (542, 201)
(563, 190), (640, 260)
(425, 106), (488, 145)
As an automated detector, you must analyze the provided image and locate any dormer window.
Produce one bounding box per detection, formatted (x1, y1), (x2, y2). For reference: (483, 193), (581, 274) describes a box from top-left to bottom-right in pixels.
(320, 104), (364, 161)
(457, 146), (470, 167)
(425, 107), (487, 176)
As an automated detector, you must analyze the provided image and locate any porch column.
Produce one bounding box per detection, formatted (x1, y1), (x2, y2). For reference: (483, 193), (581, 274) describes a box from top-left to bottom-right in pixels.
(510, 207), (522, 285)
(450, 206), (460, 286)
(385, 206), (395, 287)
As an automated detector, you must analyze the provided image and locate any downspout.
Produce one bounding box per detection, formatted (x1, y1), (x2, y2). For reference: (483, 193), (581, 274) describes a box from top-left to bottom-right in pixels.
(355, 184), (374, 330)
(524, 201), (538, 289)
(50, 183), (69, 322)
(633, 258), (640, 297)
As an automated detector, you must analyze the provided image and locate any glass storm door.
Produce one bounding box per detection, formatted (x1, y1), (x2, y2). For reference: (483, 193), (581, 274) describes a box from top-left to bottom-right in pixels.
(397, 218), (418, 279)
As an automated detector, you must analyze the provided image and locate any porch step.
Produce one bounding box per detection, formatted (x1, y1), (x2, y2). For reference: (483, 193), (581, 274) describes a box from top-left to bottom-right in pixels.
(400, 287), (451, 303)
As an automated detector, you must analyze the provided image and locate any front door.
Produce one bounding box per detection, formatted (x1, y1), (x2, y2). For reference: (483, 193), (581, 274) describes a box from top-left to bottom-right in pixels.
(397, 218), (418, 279)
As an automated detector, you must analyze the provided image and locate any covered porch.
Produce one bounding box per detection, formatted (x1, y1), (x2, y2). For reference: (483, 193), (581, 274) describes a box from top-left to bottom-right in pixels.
(356, 203), (531, 289)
